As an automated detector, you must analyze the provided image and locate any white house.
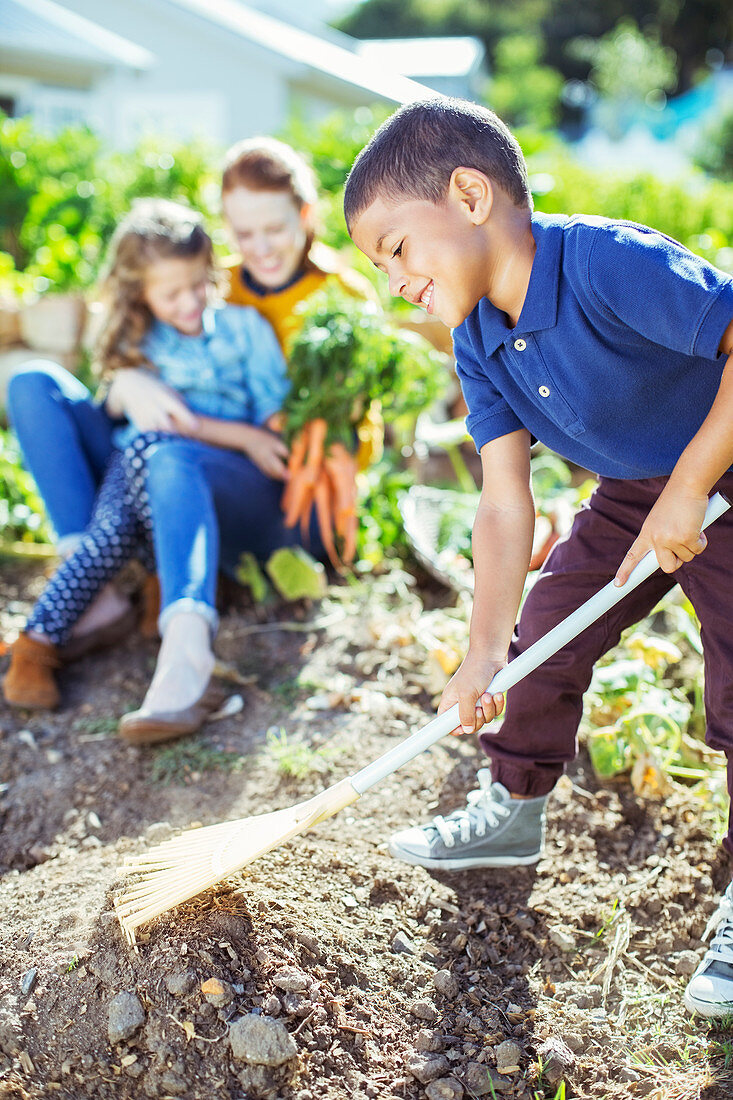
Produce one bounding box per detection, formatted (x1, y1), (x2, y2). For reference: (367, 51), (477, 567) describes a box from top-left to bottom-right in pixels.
(0, 0), (453, 147)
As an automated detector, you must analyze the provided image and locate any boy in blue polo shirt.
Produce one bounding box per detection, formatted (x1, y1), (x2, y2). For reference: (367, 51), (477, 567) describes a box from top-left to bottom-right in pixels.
(345, 97), (733, 1018)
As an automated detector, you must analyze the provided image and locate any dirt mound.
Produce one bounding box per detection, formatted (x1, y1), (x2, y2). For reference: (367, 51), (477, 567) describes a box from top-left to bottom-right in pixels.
(1, 560), (732, 1099)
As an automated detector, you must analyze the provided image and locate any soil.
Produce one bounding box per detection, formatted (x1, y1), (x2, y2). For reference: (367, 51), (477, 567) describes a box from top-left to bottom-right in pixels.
(1, 557), (732, 1100)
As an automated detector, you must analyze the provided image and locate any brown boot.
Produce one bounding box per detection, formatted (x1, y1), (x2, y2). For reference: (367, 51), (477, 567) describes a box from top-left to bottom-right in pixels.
(139, 574), (160, 639)
(2, 634), (61, 710)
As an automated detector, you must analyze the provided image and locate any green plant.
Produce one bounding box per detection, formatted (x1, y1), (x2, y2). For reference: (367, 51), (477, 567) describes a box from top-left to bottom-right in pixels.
(695, 106), (733, 180)
(150, 737), (245, 785)
(284, 286), (447, 447)
(264, 727), (338, 779)
(0, 427), (52, 546)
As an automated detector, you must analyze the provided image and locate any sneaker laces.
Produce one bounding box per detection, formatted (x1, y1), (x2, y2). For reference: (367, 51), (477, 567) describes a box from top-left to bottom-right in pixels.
(701, 883), (733, 967)
(431, 769), (511, 848)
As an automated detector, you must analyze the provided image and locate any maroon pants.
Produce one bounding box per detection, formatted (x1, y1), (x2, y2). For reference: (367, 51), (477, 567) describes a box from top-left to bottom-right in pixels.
(481, 473), (733, 857)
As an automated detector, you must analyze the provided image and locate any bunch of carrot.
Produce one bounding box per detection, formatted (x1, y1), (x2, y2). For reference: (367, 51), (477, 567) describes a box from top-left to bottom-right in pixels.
(281, 417), (358, 571)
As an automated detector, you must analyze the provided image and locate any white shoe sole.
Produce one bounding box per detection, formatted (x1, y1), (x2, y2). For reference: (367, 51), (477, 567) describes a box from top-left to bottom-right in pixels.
(388, 843), (543, 870)
(683, 988), (733, 1018)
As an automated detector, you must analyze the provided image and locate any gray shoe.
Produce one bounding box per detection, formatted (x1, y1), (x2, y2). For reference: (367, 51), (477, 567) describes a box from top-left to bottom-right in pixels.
(389, 768), (547, 870)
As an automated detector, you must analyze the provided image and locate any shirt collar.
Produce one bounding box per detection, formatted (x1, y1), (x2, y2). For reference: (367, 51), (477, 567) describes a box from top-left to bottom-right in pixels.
(148, 305), (216, 344)
(473, 211), (567, 355)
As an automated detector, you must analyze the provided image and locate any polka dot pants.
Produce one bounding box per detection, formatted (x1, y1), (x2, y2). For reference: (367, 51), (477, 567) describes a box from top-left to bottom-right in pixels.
(26, 433), (163, 645)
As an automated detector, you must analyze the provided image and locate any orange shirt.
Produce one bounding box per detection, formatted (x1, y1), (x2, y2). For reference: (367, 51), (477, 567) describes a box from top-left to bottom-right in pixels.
(223, 242), (375, 354)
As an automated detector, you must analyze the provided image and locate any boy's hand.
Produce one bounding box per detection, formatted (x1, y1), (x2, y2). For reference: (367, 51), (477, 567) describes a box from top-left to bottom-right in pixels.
(437, 649), (507, 736)
(615, 486), (709, 586)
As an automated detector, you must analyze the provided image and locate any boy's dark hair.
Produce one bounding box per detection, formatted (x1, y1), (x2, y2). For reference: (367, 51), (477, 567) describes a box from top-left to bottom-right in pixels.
(344, 97), (532, 229)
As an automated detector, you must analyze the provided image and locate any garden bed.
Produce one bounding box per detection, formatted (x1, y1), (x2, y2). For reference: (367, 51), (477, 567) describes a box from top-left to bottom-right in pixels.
(1, 557), (732, 1100)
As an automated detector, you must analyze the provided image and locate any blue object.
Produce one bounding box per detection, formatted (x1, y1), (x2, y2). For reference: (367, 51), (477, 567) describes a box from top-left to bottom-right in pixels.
(454, 212), (733, 477)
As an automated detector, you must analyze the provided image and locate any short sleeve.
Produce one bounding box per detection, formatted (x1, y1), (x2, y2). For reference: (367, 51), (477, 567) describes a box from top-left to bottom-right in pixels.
(453, 323), (524, 452)
(581, 222), (733, 361)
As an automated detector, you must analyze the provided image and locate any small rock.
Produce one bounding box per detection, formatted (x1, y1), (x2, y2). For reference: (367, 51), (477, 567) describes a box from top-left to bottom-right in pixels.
(536, 1036), (575, 1085)
(20, 969), (37, 997)
(416, 1029), (444, 1053)
(144, 821), (173, 844)
(674, 951), (700, 977)
(617, 1067), (640, 1083)
(261, 993), (281, 1016)
(272, 967), (308, 993)
(108, 992), (145, 1044)
(238, 1064), (283, 1099)
(410, 1000), (438, 1022)
(463, 1063), (506, 1095)
(165, 969), (197, 997)
(425, 1078), (463, 1100)
(494, 1039), (522, 1075)
(406, 1053), (450, 1084)
(433, 970), (459, 999)
(229, 1013), (297, 1065)
(563, 1031), (584, 1054)
(548, 927), (576, 953)
(281, 992), (306, 1016)
(201, 977), (234, 1006)
(157, 1070), (188, 1095)
(392, 931), (417, 955)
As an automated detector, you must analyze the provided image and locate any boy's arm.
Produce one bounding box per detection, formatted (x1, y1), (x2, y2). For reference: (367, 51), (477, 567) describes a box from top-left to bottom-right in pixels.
(616, 318), (733, 584)
(438, 428), (535, 734)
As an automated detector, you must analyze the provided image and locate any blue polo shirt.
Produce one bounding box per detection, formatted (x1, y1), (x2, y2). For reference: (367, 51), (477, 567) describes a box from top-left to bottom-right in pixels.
(454, 213), (733, 478)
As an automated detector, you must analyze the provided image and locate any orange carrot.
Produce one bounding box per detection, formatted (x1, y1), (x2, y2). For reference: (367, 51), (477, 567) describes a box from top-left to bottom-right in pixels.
(281, 422), (310, 522)
(313, 468), (342, 570)
(285, 418), (327, 532)
(325, 445), (357, 531)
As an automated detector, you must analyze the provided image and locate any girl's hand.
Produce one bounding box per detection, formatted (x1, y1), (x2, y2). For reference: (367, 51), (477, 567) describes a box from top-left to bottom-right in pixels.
(244, 427), (290, 480)
(437, 648), (508, 737)
(615, 486), (709, 585)
(107, 369), (199, 434)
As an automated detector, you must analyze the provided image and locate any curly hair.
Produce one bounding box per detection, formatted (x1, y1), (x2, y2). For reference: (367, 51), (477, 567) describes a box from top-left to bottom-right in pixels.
(94, 198), (217, 374)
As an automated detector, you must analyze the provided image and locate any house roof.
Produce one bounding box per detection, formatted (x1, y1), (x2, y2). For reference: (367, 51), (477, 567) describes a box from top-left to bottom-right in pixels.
(166, 0), (434, 104)
(355, 37), (486, 80)
(1, 0), (154, 70)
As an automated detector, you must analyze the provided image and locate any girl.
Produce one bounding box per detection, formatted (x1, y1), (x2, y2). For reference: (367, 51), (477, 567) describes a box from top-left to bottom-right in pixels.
(3, 197), (296, 734)
(6, 139), (376, 741)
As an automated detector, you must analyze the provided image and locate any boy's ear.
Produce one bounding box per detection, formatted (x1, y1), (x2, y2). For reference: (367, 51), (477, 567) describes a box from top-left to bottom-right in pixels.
(449, 167), (493, 224)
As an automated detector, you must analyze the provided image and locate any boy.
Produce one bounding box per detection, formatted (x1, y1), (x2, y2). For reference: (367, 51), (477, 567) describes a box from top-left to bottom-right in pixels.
(344, 97), (733, 1019)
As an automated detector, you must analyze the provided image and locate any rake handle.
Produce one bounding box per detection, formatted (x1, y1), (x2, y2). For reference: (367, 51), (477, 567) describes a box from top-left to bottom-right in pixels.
(351, 490), (730, 795)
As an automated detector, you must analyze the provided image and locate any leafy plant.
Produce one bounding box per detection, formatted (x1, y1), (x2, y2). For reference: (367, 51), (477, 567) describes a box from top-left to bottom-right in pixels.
(284, 286), (447, 448)
(0, 427), (52, 546)
(264, 727), (338, 778)
(150, 737), (245, 785)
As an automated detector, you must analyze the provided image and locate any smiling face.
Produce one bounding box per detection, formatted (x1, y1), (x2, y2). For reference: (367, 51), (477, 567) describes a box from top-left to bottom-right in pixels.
(222, 186), (310, 289)
(142, 253), (210, 336)
(349, 182), (493, 329)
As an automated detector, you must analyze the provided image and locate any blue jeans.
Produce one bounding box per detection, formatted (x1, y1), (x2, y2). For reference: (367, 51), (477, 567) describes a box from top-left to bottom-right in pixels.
(142, 435), (322, 632)
(7, 362), (324, 634)
(6, 360), (116, 551)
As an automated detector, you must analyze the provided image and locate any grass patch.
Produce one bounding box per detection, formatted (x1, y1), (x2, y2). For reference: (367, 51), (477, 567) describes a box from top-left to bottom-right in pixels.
(150, 737), (245, 785)
(264, 727), (339, 779)
(72, 715), (120, 740)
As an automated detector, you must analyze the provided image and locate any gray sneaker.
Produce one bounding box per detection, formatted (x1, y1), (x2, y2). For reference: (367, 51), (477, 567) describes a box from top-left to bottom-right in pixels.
(684, 880), (733, 1018)
(389, 768), (547, 870)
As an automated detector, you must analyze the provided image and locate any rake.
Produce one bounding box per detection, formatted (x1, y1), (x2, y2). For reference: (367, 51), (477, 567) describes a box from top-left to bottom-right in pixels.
(114, 491), (730, 944)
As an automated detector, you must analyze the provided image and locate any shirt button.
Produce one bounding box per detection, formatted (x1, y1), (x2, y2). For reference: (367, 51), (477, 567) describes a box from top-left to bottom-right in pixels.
(538, 385), (550, 397)
(514, 338), (527, 351)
